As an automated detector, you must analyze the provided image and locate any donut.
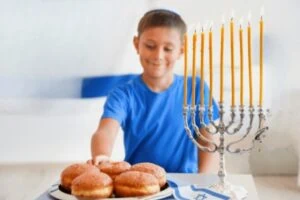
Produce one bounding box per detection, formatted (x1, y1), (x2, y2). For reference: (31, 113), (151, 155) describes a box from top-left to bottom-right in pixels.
(114, 171), (160, 197)
(130, 162), (167, 188)
(97, 161), (131, 179)
(60, 163), (98, 192)
(71, 170), (113, 199)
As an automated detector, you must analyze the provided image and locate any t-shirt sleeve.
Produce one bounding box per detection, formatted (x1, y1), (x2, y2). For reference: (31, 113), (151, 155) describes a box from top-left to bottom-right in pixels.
(101, 87), (128, 127)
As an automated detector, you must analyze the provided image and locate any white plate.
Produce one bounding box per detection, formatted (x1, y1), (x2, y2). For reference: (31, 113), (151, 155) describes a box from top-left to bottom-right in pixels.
(48, 183), (173, 200)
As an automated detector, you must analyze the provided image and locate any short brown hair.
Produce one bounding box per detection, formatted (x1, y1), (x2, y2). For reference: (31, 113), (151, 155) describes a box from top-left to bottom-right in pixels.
(137, 9), (187, 41)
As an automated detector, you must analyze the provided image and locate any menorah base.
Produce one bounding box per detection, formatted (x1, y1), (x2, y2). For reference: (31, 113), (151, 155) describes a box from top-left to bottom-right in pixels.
(209, 181), (248, 200)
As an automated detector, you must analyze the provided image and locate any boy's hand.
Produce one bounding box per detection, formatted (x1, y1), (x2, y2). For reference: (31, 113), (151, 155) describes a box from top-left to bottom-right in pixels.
(87, 155), (110, 165)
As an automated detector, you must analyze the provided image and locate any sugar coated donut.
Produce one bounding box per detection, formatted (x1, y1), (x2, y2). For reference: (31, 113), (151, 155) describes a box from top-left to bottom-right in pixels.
(97, 161), (131, 179)
(60, 163), (98, 192)
(130, 162), (167, 188)
(114, 171), (160, 197)
(71, 170), (113, 199)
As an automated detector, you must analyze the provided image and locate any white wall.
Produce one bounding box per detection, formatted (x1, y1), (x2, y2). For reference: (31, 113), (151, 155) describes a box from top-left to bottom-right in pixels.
(0, 0), (300, 176)
(0, 0), (145, 77)
(0, 0), (147, 163)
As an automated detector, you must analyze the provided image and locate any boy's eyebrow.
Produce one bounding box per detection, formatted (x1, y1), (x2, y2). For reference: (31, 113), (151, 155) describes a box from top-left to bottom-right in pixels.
(164, 42), (175, 47)
(144, 39), (155, 43)
(144, 40), (175, 47)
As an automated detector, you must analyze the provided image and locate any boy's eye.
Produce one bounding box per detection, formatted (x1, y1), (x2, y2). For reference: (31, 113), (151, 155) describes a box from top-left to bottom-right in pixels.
(145, 44), (155, 49)
(164, 47), (173, 52)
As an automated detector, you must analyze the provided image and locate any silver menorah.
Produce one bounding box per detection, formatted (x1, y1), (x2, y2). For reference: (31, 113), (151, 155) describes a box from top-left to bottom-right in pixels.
(183, 102), (269, 199)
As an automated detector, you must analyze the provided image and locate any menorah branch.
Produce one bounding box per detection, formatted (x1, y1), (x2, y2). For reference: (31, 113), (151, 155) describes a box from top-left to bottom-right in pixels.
(183, 106), (217, 153)
(207, 107), (220, 133)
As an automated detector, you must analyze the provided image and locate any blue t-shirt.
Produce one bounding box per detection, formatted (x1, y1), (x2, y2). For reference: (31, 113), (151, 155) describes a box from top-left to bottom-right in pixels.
(102, 74), (219, 173)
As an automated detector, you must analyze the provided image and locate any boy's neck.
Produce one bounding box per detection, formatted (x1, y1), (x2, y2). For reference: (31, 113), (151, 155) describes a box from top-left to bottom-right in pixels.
(142, 74), (174, 93)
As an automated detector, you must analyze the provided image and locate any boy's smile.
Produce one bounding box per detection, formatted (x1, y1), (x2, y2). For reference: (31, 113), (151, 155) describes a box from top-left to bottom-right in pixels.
(134, 27), (183, 82)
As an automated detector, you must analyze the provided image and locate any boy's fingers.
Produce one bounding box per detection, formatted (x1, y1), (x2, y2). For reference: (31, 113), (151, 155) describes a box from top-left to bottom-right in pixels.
(93, 155), (110, 165)
(86, 159), (93, 165)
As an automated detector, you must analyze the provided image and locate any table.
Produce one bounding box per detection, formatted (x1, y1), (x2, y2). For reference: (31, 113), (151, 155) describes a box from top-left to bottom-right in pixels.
(35, 173), (259, 200)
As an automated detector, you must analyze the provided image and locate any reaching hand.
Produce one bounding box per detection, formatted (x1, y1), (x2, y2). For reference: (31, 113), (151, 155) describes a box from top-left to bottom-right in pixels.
(87, 155), (110, 165)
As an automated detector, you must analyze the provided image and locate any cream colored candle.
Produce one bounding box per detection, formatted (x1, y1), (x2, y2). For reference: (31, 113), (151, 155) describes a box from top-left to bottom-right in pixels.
(209, 24), (213, 107)
(192, 31), (197, 107)
(220, 19), (225, 104)
(259, 8), (264, 107)
(239, 20), (244, 106)
(230, 16), (235, 107)
(184, 33), (188, 107)
(247, 13), (253, 107)
(200, 28), (205, 107)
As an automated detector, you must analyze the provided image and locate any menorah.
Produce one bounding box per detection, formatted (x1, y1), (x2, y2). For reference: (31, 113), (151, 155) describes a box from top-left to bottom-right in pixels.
(182, 10), (270, 199)
(183, 102), (269, 199)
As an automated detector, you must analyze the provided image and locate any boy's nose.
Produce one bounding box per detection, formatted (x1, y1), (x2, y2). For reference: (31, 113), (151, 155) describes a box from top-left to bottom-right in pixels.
(153, 48), (164, 61)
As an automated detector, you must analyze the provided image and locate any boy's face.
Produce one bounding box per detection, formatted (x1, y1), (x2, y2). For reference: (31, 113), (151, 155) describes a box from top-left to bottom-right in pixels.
(134, 27), (183, 80)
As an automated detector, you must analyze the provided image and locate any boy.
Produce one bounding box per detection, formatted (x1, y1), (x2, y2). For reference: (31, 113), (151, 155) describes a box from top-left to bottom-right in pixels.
(89, 9), (219, 173)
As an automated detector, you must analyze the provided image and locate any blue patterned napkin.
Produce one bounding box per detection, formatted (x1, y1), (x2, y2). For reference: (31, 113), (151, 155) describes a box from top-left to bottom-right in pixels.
(168, 180), (230, 200)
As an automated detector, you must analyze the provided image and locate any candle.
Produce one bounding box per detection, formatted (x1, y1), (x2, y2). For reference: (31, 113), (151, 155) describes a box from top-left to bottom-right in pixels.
(239, 19), (244, 106)
(184, 33), (188, 107)
(230, 14), (235, 107)
(247, 13), (253, 107)
(209, 23), (213, 107)
(220, 17), (225, 104)
(192, 31), (197, 107)
(200, 27), (205, 107)
(259, 7), (264, 107)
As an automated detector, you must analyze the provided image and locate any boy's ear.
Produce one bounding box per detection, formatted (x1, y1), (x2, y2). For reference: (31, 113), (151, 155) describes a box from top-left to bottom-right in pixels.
(178, 43), (184, 59)
(133, 36), (139, 53)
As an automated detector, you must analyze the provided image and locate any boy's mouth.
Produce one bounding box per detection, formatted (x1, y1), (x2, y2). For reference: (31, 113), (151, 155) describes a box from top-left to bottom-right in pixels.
(151, 64), (161, 67)
(148, 61), (163, 66)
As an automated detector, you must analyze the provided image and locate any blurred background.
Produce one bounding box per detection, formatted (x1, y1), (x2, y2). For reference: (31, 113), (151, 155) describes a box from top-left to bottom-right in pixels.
(0, 0), (299, 182)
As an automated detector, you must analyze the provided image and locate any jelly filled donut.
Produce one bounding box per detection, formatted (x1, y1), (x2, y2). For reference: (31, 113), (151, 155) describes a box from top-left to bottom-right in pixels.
(97, 161), (131, 179)
(60, 163), (98, 192)
(114, 171), (160, 197)
(71, 170), (113, 199)
(130, 162), (167, 188)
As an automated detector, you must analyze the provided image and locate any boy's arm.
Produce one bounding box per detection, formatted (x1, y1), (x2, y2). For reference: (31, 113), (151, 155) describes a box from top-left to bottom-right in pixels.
(197, 127), (219, 173)
(90, 118), (120, 164)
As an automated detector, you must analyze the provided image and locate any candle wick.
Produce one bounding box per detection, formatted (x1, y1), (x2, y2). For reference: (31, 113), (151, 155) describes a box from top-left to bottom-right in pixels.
(248, 11), (252, 22)
(239, 18), (244, 27)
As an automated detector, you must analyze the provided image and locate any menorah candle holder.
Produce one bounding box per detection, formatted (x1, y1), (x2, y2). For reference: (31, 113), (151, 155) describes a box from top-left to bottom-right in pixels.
(183, 103), (269, 199)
